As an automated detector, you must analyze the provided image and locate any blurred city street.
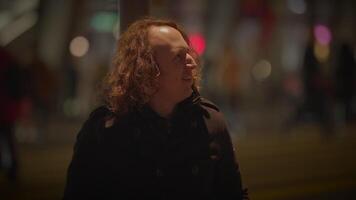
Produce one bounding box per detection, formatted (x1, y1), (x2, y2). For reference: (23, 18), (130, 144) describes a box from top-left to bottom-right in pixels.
(1, 0), (356, 199)
(1, 108), (356, 200)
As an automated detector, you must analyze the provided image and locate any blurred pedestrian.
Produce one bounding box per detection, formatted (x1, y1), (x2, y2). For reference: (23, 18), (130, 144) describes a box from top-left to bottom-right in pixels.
(335, 43), (356, 122)
(28, 53), (57, 143)
(63, 18), (248, 199)
(0, 47), (26, 180)
(300, 41), (333, 132)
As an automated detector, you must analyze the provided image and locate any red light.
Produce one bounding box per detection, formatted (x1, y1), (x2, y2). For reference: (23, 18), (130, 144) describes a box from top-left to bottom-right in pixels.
(188, 33), (205, 55)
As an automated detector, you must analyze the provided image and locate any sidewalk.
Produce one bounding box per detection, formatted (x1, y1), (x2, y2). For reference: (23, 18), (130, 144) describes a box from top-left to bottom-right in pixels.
(1, 114), (356, 200)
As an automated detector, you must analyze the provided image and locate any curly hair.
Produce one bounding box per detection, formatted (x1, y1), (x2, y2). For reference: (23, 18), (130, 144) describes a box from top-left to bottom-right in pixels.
(101, 18), (201, 115)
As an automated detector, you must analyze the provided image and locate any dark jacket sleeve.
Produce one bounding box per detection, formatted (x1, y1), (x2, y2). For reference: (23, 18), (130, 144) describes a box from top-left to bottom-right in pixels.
(63, 107), (106, 199)
(203, 106), (248, 200)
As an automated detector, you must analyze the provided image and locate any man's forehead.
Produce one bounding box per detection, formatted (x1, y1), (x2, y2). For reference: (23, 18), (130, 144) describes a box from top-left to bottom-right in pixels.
(155, 26), (170, 33)
(148, 25), (188, 50)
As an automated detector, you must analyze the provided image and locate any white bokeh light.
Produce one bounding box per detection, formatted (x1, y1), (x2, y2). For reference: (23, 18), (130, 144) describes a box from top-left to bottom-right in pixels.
(69, 36), (89, 57)
(287, 0), (306, 14)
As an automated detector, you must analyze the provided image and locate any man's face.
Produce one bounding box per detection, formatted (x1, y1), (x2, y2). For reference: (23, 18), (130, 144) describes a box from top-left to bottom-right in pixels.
(148, 25), (197, 103)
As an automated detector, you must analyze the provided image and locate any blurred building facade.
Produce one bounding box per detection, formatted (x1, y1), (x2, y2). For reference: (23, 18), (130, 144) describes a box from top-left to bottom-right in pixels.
(0, 0), (355, 127)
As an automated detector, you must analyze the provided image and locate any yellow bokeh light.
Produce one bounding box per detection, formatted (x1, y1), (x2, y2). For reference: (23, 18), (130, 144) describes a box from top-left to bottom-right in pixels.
(252, 59), (272, 81)
(313, 42), (329, 63)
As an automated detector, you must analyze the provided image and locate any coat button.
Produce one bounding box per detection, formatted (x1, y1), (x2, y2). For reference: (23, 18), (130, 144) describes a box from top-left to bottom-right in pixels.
(104, 117), (115, 128)
(156, 168), (164, 177)
(192, 165), (199, 176)
(210, 155), (219, 161)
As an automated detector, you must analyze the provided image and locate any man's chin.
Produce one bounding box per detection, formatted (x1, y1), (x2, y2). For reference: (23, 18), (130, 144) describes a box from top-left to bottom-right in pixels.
(173, 88), (191, 102)
(182, 88), (193, 99)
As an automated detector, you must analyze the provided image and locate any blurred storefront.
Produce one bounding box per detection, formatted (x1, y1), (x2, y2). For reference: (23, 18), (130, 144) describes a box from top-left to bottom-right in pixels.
(1, 0), (355, 126)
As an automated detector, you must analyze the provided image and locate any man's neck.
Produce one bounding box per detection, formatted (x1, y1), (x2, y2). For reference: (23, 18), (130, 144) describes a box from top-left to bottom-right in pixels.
(149, 95), (178, 119)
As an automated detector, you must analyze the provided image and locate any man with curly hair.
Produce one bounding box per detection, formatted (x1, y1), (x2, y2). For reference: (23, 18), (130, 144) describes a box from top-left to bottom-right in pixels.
(63, 18), (247, 200)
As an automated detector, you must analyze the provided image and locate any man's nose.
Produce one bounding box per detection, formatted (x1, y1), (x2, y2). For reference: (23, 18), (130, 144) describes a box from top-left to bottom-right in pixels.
(185, 53), (197, 69)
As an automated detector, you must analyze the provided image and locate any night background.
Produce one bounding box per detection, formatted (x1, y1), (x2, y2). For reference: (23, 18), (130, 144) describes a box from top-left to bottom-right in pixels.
(1, 0), (356, 199)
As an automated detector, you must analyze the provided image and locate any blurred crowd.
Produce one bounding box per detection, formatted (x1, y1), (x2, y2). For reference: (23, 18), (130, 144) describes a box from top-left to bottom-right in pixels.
(0, 46), (57, 180)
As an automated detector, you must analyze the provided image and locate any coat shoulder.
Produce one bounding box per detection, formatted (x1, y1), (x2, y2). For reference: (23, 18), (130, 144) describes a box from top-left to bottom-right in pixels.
(75, 106), (112, 143)
(88, 106), (112, 120)
(200, 97), (220, 112)
(199, 98), (227, 134)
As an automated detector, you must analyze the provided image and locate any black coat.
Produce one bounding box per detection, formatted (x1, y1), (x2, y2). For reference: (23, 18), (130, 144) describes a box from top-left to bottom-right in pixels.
(63, 94), (246, 199)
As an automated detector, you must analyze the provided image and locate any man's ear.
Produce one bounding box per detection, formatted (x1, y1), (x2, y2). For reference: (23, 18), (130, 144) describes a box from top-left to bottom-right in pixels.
(154, 63), (161, 77)
(143, 83), (158, 96)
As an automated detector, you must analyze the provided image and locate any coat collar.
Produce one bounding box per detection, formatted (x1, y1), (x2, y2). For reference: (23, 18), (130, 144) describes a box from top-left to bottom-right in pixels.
(137, 90), (202, 121)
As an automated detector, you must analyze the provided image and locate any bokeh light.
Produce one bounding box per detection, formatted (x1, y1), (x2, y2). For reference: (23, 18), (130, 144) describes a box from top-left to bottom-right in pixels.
(69, 36), (89, 57)
(188, 33), (206, 55)
(251, 59), (272, 81)
(313, 24), (332, 45)
(90, 11), (117, 33)
(314, 42), (330, 62)
(287, 0), (306, 14)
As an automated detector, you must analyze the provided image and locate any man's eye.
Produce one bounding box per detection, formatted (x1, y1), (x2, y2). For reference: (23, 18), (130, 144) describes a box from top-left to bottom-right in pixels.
(176, 54), (184, 61)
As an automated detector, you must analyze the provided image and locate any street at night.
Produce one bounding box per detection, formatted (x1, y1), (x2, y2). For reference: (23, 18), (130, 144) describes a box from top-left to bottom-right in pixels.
(1, 115), (355, 199)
